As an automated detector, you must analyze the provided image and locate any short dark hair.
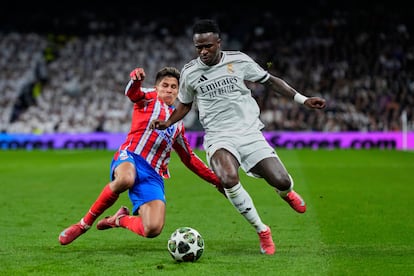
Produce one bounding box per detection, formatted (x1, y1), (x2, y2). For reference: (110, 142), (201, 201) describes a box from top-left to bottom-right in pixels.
(155, 67), (180, 84)
(192, 19), (220, 36)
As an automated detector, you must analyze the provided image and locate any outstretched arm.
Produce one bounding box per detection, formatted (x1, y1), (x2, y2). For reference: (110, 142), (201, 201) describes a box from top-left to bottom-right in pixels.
(150, 101), (193, 130)
(173, 134), (226, 197)
(264, 75), (326, 109)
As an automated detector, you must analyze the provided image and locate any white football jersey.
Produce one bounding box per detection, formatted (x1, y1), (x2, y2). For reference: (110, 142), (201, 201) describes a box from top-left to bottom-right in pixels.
(179, 51), (270, 135)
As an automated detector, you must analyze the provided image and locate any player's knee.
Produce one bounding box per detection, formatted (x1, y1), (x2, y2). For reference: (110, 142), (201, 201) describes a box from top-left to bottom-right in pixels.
(144, 224), (163, 238)
(219, 173), (239, 187)
(112, 174), (135, 191)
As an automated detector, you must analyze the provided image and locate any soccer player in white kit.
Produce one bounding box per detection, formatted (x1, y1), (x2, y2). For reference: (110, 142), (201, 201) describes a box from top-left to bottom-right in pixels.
(151, 19), (326, 255)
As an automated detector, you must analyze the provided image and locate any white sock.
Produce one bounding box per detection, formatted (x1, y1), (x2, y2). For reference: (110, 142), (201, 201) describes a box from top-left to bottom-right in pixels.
(224, 183), (267, 233)
(276, 174), (294, 197)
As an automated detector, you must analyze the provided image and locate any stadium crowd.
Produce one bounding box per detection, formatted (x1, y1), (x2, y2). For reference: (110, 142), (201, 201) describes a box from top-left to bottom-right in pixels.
(1, 2), (413, 133)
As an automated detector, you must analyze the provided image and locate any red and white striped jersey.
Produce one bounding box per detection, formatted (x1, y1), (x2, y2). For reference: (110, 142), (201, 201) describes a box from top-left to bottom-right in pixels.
(118, 80), (219, 184)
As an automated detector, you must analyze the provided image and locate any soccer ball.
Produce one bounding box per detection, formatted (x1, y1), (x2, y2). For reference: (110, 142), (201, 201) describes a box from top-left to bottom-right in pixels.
(167, 226), (204, 262)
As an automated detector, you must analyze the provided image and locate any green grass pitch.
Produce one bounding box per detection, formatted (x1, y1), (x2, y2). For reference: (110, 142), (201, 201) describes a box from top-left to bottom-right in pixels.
(0, 149), (413, 275)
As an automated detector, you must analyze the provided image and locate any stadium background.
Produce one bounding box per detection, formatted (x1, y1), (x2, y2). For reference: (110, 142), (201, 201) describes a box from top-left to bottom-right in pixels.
(1, 0), (413, 139)
(1, 2), (413, 275)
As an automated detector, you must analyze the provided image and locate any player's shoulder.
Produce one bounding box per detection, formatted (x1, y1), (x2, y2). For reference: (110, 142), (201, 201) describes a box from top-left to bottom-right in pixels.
(222, 51), (254, 62)
(141, 87), (157, 99)
(180, 58), (202, 79)
(223, 50), (245, 56)
(181, 59), (198, 73)
(142, 87), (156, 93)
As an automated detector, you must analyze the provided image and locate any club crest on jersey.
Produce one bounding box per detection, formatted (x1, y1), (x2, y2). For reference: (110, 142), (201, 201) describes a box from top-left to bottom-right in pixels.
(227, 64), (234, 74)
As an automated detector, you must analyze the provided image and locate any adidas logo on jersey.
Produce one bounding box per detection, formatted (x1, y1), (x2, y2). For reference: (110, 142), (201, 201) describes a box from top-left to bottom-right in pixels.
(198, 75), (208, 83)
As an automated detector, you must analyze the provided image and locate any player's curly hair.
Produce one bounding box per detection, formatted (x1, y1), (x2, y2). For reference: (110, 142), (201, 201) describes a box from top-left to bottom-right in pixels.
(192, 19), (220, 36)
(155, 67), (180, 84)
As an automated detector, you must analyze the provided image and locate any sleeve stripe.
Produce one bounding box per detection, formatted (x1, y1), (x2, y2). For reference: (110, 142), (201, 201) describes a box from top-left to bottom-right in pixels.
(257, 73), (270, 83)
(124, 80), (133, 95)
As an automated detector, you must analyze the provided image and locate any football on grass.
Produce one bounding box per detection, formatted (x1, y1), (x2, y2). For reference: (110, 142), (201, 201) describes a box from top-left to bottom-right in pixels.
(167, 227), (204, 262)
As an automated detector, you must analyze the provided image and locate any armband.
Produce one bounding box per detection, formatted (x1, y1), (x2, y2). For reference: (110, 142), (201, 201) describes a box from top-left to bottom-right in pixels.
(294, 93), (308, 104)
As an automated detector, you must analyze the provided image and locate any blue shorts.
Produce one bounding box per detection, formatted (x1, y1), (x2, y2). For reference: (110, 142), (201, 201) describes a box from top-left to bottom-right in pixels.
(110, 150), (165, 215)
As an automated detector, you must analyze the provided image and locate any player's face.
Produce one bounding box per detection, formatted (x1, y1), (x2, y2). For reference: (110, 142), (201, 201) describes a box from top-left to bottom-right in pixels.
(156, 76), (179, 106)
(193, 33), (221, 66)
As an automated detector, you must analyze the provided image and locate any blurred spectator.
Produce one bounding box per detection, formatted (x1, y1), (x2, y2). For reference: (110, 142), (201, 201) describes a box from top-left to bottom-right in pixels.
(0, 3), (412, 133)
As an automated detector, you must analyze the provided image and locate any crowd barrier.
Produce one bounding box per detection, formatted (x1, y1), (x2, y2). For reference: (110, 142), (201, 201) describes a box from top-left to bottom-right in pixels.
(1, 132), (413, 150)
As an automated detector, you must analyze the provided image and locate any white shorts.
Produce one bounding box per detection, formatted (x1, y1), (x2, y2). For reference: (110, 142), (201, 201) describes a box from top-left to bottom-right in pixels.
(203, 131), (279, 177)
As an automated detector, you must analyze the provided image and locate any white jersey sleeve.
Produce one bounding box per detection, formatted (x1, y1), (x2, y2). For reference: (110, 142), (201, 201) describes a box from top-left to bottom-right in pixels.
(178, 60), (198, 104)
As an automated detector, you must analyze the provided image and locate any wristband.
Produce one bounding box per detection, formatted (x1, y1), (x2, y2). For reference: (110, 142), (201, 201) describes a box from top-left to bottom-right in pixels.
(294, 93), (308, 104)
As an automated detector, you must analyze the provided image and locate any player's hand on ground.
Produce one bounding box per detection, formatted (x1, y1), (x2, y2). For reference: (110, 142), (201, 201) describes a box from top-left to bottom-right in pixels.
(129, 68), (146, 81)
(304, 97), (326, 109)
(150, 119), (170, 130)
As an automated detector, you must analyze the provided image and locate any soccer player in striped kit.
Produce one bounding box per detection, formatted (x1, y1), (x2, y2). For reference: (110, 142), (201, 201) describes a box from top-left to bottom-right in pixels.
(151, 19), (326, 255)
(59, 66), (224, 245)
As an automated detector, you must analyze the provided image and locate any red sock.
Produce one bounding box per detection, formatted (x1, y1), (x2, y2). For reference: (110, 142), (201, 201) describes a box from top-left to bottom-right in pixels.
(118, 216), (145, 237)
(83, 184), (119, 226)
